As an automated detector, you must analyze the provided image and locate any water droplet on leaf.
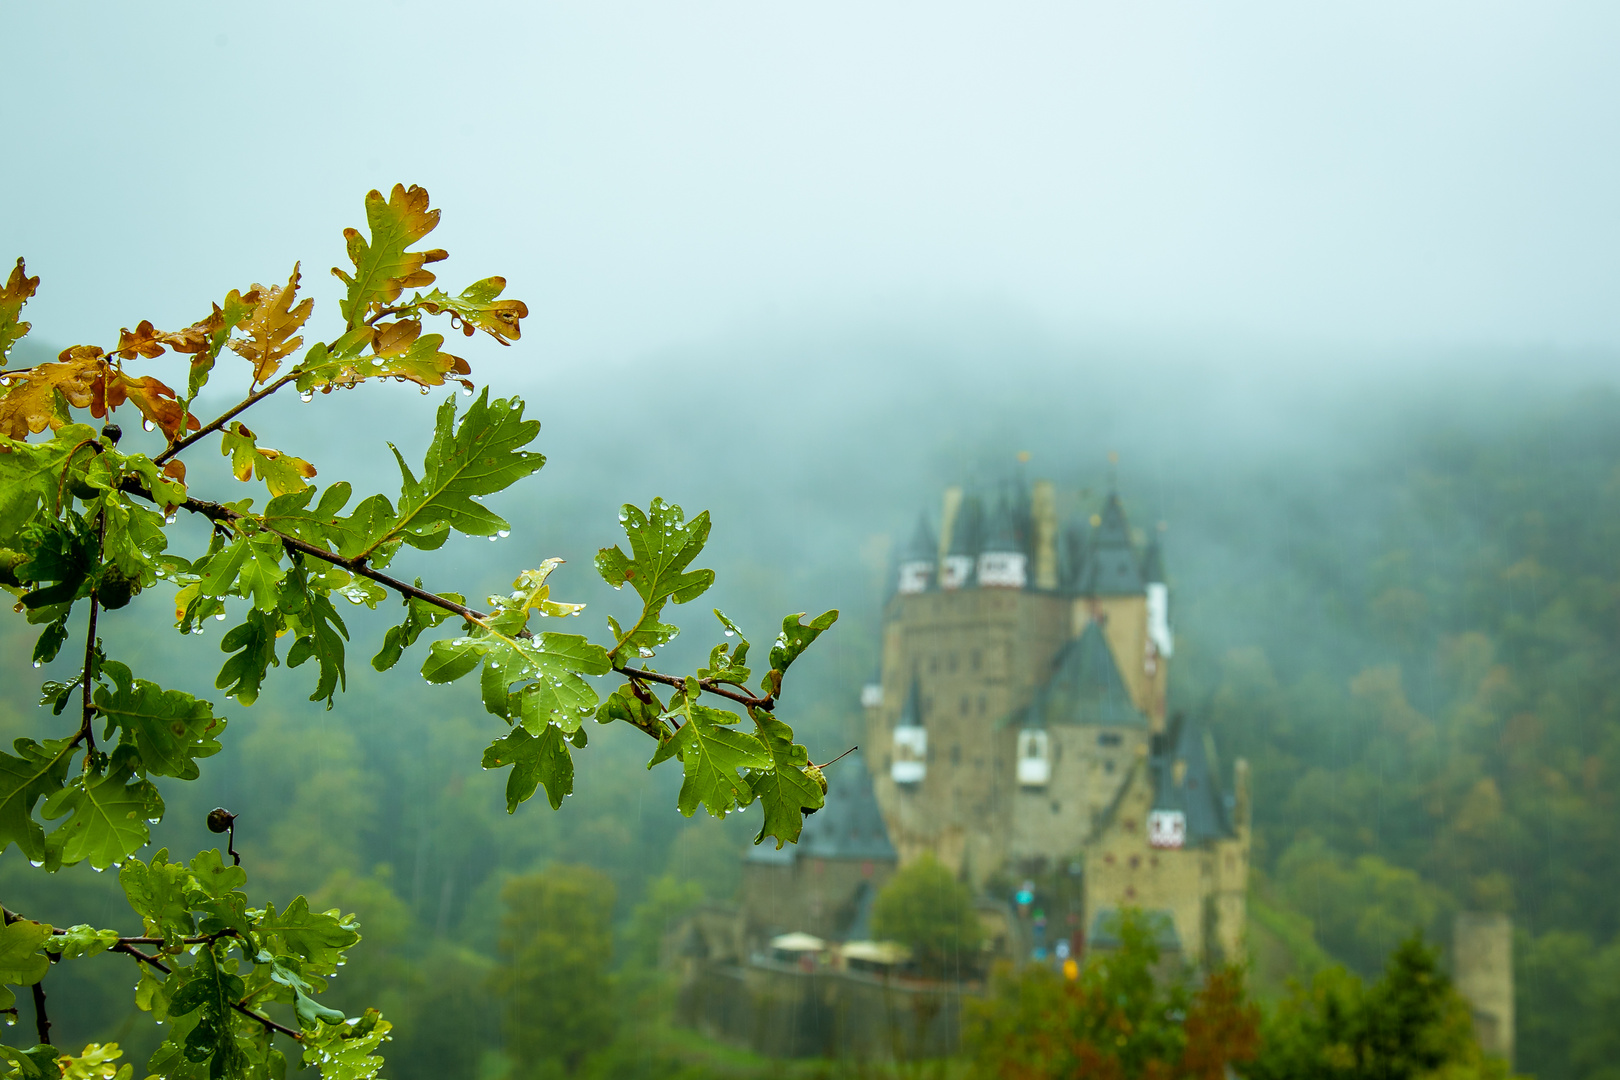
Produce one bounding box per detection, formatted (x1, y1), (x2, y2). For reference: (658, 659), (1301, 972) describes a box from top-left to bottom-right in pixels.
(300, 392), (314, 403)
(142, 419), (155, 432)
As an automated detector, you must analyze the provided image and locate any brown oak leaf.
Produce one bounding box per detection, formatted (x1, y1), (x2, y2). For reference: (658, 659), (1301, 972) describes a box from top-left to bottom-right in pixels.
(227, 264), (312, 384)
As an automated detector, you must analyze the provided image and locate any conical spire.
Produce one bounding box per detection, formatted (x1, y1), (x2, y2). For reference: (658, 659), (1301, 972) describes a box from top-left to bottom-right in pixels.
(947, 494), (984, 557)
(902, 512), (937, 563)
(1141, 531), (1165, 584)
(981, 493), (1022, 554)
(1077, 490), (1144, 596)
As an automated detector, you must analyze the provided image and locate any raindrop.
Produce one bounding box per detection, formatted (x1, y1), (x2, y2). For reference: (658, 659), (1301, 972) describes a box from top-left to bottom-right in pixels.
(31, 661), (40, 669)
(497, 530), (510, 538)
(463, 388), (473, 396)
(300, 392), (314, 403)
(419, 386), (431, 395)
(724, 630), (735, 637)
(214, 612), (227, 621)
(4, 1015), (12, 1027)
(488, 535), (498, 542)
(638, 647), (656, 658)
(142, 419), (155, 432)
(27, 859), (42, 869)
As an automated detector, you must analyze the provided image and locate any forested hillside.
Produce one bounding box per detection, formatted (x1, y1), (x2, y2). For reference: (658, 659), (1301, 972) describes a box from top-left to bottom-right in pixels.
(3, 325), (1615, 1078)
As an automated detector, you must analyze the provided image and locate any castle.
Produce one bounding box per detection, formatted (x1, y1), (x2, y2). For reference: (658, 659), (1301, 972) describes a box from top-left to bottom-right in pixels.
(737, 476), (1250, 971)
(860, 478), (1250, 966)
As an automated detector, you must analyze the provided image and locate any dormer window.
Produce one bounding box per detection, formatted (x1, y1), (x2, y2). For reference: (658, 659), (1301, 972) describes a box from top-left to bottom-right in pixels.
(1016, 729), (1051, 787)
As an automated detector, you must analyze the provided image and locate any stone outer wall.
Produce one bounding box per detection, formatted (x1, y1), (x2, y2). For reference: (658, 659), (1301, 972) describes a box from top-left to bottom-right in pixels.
(677, 963), (978, 1061)
(1453, 912), (1514, 1065)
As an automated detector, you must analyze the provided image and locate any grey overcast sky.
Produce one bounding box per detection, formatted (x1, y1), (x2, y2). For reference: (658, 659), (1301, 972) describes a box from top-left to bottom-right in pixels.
(6, 2), (1620, 371)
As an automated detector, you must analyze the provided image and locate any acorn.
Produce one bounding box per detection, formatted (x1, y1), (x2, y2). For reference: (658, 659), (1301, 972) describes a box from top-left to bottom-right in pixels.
(97, 565), (137, 610)
(803, 763), (827, 795)
(206, 808), (237, 833)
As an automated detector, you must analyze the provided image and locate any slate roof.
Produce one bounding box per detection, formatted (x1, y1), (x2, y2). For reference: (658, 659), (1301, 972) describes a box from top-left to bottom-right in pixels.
(1140, 535), (1165, 584)
(749, 751), (897, 863)
(901, 512), (937, 564)
(1077, 492), (1145, 596)
(1026, 622), (1147, 728)
(1148, 713), (1236, 845)
(947, 494), (984, 557)
(981, 494), (1024, 554)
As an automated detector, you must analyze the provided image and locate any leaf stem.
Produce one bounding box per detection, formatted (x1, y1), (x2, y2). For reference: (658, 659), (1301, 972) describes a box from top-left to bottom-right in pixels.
(72, 515), (105, 754)
(614, 664), (775, 712)
(154, 372), (298, 466)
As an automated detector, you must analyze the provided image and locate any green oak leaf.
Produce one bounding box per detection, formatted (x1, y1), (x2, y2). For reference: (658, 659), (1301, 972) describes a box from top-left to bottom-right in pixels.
(653, 683), (769, 818)
(482, 722), (574, 812)
(595, 499), (714, 662)
(167, 944), (248, 1077)
(0, 737), (74, 861)
(0, 919), (51, 992)
(0, 423), (96, 549)
(53, 924), (120, 960)
(300, 1009), (392, 1080)
(747, 711), (825, 849)
(120, 849), (197, 944)
(14, 511), (97, 612)
(217, 608), (281, 705)
(279, 559), (348, 707)
(259, 896), (360, 969)
(425, 628), (607, 727)
(763, 609), (840, 698)
(41, 752), (163, 870)
(0, 1041), (59, 1078)
(267, 956), (346, 1029)
(0, 257), (40, 364)
(377, 390), (544, 554)
(371, 585), (462, 672)
(93, 677), (225, 780)
(698, 608), (752, 686)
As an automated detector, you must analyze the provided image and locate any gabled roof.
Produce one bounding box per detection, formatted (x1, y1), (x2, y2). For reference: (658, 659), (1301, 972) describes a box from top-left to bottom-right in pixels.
(1077, 493), (1144, 596)
(1149, 714), (1235, 845)
(749, 751), (897, 864)
(901, 512), (937, 564)
(1030, 622), (1147, 728)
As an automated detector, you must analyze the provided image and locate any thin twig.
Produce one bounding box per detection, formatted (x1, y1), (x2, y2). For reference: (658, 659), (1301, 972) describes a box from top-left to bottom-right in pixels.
(111, 943), (303, 1041)
(116, 479), (780, 719)
(154, 372), (298, 466)
(72, 515), (105, 754)
(30, 982), (48, 1047)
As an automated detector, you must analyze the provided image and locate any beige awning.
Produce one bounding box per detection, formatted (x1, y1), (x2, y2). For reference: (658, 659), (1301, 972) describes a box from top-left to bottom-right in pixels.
(838, 941), (910, 965)
(770, 932), (827, 952)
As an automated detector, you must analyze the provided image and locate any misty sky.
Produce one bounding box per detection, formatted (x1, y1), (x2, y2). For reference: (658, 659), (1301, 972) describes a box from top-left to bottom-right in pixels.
(6, 2), (1620, 372)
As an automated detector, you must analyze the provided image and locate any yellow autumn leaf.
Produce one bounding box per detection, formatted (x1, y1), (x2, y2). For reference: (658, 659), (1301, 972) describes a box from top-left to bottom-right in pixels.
(0, 257), (41, 364)
(226, 263), (312, 384)
(220, 421), (316, 496)
(0, 349), (105, 438)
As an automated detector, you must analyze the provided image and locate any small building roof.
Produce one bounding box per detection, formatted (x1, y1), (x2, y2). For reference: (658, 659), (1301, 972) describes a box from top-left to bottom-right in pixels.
(1027, 622), (1147, 728)
(1149, 714), (1235, 845)
(1077, 492), (1145, 597)
(771, 932), (827, 952)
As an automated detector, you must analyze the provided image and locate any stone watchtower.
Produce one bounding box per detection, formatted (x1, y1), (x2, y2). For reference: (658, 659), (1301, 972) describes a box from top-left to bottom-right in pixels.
(863, 476), (1250, 968)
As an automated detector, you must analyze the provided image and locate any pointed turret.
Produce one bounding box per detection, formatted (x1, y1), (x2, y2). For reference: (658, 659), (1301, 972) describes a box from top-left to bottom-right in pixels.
(1059, 516), (1088, 592)
(798, 752), (898, 861)
(940, 493), (983, 590)
(977, 493), (1028, 588)
(1147, 713), (1235, 849)
(1077, 491), (1144, 596)
(896, 512), (937, 595)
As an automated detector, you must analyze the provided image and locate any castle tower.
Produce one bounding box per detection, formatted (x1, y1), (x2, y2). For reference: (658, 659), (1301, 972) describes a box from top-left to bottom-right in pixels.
(1141, 530), (1173, 726)
(1454, 913), (1514, 1066)
(940, 493), (983, 590)
(1073, 491), (1159, 730)
(978, 494), (1029, 589)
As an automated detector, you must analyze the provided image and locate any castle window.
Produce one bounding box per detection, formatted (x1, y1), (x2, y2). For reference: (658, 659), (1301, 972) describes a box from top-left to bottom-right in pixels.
(948, 654), (959, 674)
(1104, 760), (1115, 774)
(977, 695), (987, 715)
(1104, 853), (1115, 865)
(971, 650), (982, 671)
(1016, 730), (1050, 786)
(959, 695), (970, 715)
(1098, 733), (1122, 748)
(1129, 855), (1141, 870)
(929, 656), (939, 674)
(951, 745), (962, 765)
(1050, 802), (1061, 814)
